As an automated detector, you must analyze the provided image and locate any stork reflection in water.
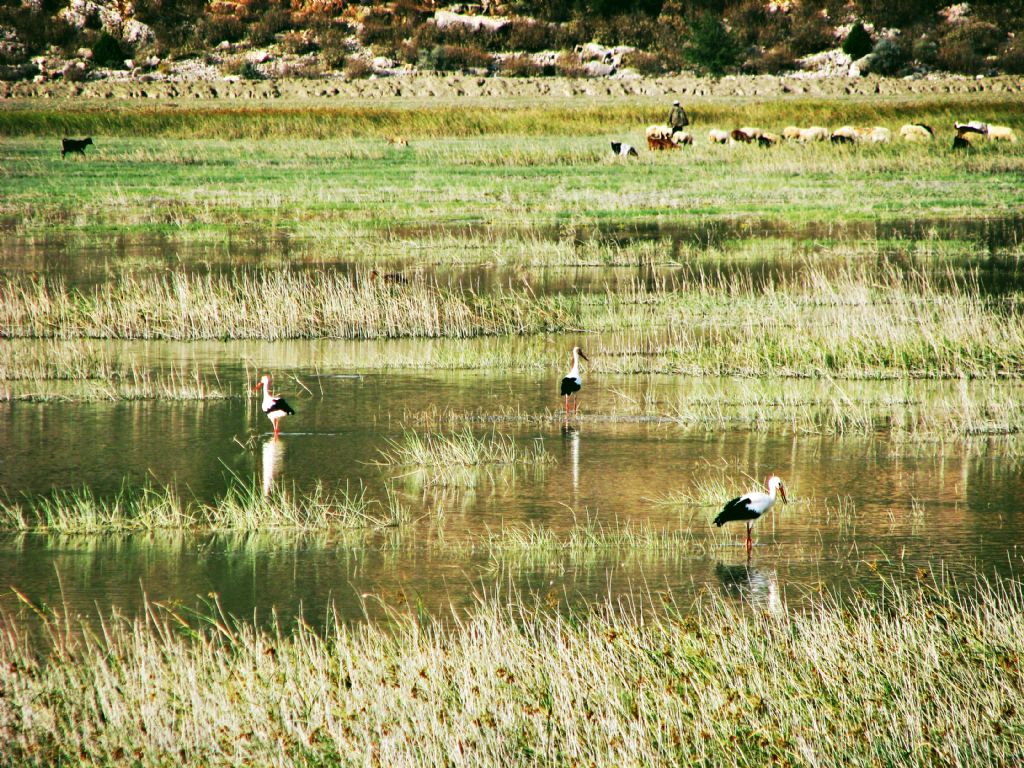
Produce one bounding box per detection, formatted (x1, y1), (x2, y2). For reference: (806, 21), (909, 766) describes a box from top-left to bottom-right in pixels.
(261, 438), (285, 496)
(561, 422), (580, 494)
(715, 562), (782, 613)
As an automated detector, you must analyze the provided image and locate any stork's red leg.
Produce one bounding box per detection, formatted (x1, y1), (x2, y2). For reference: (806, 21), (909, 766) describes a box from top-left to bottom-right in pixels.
(745, 522), (753, 551)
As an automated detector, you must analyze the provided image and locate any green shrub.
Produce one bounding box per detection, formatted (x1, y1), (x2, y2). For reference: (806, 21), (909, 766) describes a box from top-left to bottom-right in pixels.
(842, 22), (873, 59)
(421, 44), (491, 72)
(683, 14), (741, 76)
(92, 31), (128, 67)
(870, 37), (909, 74)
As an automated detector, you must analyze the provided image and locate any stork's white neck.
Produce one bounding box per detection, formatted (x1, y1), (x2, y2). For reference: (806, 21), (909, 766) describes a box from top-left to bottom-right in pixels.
(568, 350), (581, 379)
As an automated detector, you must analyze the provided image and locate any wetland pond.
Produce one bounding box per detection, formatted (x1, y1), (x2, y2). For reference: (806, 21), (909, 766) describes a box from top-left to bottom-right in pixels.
(2, 340), (1024, 632)
(3, 214), (1024, 634)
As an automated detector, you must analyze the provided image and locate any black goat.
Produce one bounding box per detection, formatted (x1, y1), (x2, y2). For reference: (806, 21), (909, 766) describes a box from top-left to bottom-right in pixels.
(61, 137), (93, 158)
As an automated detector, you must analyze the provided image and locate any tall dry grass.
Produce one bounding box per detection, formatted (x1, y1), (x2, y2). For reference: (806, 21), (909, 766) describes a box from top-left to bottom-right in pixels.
(1, 575), (1021, 766)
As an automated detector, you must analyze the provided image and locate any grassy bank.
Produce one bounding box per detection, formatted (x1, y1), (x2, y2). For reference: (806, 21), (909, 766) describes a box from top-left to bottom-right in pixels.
(1, 576), (1021, 766)
(4, 264), (1024, 379)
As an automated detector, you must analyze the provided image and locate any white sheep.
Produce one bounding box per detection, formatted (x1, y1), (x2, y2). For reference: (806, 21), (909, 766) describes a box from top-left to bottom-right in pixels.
(830, 125), (859, 143)
(782, 126), (802, 141)
(798, 126), (828, 142)
(708, 129), (730, 144)
(986, 124), (1017, 142)
(738, 126), (764, 139)
(899, 124), (934, 142)
(865, 126), (891, 144)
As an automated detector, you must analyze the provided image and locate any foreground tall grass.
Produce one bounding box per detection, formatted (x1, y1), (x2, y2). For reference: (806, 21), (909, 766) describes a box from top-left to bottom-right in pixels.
(1, 575), (1021, 766)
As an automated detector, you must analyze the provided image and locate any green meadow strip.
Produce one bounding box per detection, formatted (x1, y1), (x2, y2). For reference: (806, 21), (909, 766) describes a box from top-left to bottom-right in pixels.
(1, 575), (1022, 766)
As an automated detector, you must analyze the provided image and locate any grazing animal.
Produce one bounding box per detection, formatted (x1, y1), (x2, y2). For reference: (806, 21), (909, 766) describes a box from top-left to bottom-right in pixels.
(730, 129), (756, 143)
(559, 346), (589, 414)
(952, 134), (974, 150)
(985, 124), (1017, 143)
(865, 126), (891, 143)
(900, 123), (934, 142)
(798, 126), (828, 142)
(61, 137), (93, 158)
(714, 474), (788, 552)
(738, 126), (764, 139)
(645, 125), (692, 150)
(830, 125), (861, 144)
(954, 121), (988, 136)
(385, 136), (408, 147)
(782, 125), (802, 141)
(254, 374), (295, 439)
(757, 132), (779, 147)
(370, 269), (408, 285)
(708, 129), (730, 144)
(610, 141), (638, 157)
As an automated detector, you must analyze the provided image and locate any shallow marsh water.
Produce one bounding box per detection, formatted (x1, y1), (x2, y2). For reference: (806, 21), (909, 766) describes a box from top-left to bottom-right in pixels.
(2, 342), (1023, 632)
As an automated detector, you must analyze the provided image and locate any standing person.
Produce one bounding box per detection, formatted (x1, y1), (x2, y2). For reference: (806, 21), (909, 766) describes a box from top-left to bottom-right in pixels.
(668, 99), (689, 132)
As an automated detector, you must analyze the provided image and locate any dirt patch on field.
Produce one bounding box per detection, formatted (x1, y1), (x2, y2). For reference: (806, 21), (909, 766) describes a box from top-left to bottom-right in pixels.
(2, 72), (1022, 105)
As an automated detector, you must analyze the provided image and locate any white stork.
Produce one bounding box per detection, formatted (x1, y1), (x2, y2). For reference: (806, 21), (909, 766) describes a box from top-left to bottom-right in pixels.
(254, 374), (295, 439)
(714, 474), (788, 552)
(559, 346), (589, 414)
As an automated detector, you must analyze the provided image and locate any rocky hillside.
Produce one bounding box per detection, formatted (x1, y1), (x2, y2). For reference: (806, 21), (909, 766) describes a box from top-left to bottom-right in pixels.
(1, 0), (1022, 84)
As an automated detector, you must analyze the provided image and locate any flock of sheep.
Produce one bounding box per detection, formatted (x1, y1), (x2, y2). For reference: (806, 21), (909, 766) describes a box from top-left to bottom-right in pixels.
(625, 119), (1018, 155)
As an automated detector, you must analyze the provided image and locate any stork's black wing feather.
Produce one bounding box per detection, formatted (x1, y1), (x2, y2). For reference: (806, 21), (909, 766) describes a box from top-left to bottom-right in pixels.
(266, 397), (295, 415)
(560, 377), (581, 397)
(713, 495), (755, 526)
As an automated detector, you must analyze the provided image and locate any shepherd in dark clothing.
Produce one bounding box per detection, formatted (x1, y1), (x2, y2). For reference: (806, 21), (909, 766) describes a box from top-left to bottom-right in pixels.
(668, 100), (689, 132)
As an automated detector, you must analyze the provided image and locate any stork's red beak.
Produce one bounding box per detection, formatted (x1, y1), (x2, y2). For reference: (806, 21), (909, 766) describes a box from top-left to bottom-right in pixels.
(579, 350), (589, 361)
(779, 484), (788, 504)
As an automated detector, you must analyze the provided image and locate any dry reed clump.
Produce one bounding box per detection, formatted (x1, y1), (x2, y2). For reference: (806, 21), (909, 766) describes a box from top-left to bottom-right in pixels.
(1, 576), (1021, 766)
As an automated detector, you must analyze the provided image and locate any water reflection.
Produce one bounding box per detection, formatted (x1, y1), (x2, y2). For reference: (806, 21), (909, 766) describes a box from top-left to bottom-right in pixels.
(261, 438), (284, 496)
(561, 423), (580, 495)
(715, 562), (782, 613)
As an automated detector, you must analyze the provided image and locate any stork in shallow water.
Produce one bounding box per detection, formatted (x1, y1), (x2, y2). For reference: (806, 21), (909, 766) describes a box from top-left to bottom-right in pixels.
(714, 474), (788, 552)
(254, 374), (295, 439)
(559, 346), (589, 414)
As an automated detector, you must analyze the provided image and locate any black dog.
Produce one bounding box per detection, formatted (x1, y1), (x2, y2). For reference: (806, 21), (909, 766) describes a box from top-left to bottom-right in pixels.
(61, 137), (93, 158)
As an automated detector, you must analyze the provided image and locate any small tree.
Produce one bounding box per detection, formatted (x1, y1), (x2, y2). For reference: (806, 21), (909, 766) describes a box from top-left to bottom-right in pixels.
(684, 14), (741, 76)
(843, 22), (873, 59)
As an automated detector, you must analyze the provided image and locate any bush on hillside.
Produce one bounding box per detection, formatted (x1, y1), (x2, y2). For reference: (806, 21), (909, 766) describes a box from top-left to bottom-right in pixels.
(842, 22), (873, 59)
(92, 31), (128, 66)
(870, 37), (910, 74)
(497, 53), (545, 76)
(421, 43), (491, 72)
(936, 20), (1004, 72)
(683, 14), (742, 75)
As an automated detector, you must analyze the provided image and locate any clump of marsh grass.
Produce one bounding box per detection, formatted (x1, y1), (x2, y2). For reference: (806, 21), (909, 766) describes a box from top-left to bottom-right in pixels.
(377, 428), (553, 487)
(2, 574), (1023, 767)
(0, 481), (394, 533)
